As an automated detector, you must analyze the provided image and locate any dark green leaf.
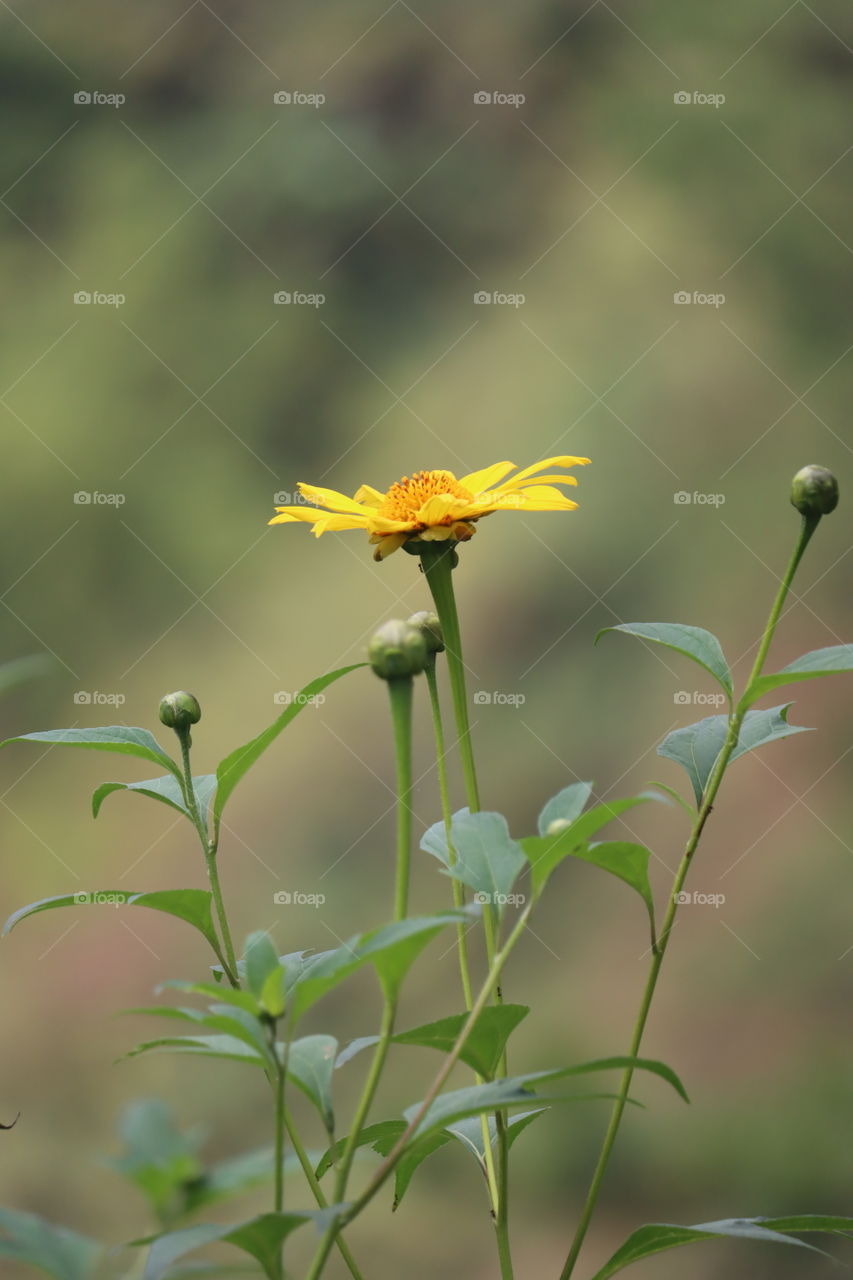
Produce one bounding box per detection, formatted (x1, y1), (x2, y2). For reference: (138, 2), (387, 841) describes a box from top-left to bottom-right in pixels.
(0, 1208), (102, 1280)
(537, 782), (593, 837)
(92, 774), (216, 821)
(141, 1210), (330, 1280)
(540, 842), (656, 945)
(392, 1005), (529, 1080)
(420, 810), (525, 913)
(658, 704), (812, 806)
(446, 1108), (548, 1162)
(587, 1214), (853, 1279)
(213, 666), (363, 838)
(243, 933), (282, 1010)
(597, 623), (732, 697)
(314, 1121), (405, 1180)
(745, 644), (853, 706)
(1, 726), (181, 779)
(285, 1036), (338, 1135)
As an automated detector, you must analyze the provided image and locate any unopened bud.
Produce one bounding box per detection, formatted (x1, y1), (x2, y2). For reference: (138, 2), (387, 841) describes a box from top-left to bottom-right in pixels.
(791, 465), (838, 518)
(159, 691), (202, 732)
(407, 610), (445, 654)
(368, 620), (428, 680)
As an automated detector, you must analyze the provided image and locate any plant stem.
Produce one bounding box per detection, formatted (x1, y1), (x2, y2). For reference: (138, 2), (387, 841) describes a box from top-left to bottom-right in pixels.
(424, 656), (501, 1215)
(330, 675), (415, 1207)
(273, 1042), (287, 1213)
(419, 543), (512, 1277)
(305, 901), (534, 1280)
(558, 513), (821, 1280)
(177, 732), (239, 986)
(284, 1108), (366, 1280)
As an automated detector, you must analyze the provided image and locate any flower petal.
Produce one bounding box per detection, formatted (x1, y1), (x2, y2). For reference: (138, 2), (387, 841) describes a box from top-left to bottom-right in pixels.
(495, 456), (590, 489)
(418, 494), (474, 525)
(353, 484), (386, 508)
(312, 514), (370, 535)
(506, 484), (580, 510)
(458, 461), (516, 497)
(371, 533), (409, 561)
(297, 483), (375, 515)
(268, 507), (325, 526)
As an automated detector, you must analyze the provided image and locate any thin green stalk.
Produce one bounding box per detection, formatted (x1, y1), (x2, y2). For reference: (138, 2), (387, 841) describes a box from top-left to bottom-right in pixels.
(273, 1042), (287, 1213)
(558, 513), (821, 1280)
(424, 656), (500, 1216)
(177, 732), (239, 986)
(305, 901), (534, 1280)
(419, 543), (512, 1277)
(284, 1108), (365, 1280)
(331, 675), (415, 1204)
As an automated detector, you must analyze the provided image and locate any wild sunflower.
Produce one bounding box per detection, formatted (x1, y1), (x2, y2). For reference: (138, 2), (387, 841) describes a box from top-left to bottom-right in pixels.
(269, 455), (590, 560)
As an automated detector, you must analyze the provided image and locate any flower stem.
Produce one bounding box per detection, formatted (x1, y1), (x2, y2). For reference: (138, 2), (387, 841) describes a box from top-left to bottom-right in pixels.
(557, 512), (822, 1280)
(177, 732), (239, 986)
(305, 901), (534, 1280)
(284, 1108), (365, 1280)
(330, 675), (415, 1207)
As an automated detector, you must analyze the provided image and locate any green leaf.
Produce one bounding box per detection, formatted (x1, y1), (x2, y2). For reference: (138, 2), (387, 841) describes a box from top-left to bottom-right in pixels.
(335, 1036), (380, 1069)
(243, 933), (282, 1010)
(745, 644), (853, 706)
(92, 774), (216, 821)
(446, 1108), (548, 1163)
(1, 725), (181, 779)
(285, 1036), (338, 1135)
(0, 1208), (102, 1280)
(597, 623), (732, 697)
(157, 981), (261, 1015)
(2, 888), (223, 959)
(392, 1005), (529, 1080)
(288, 912), (468, 1020)
(141, 1210), (331, 1280)
(124, 1034), (265, 1067)
(522, 794), (661, 896)
(587, 1214), (853, 1279)
(558, 842), (656, 945)
(537, 782), (593, 837)
(647, 780), (694, 817)
(187, 1148), (311, 1215)
(314, 1120), (405, 1180)
(420, 810), (526, 913)
(658, 704), (812, 806)
(405, 1056), (688, 1139)
(213, 666), (363, 838)
(108, 1099), (204, 1221)
(123, 1004), (274, 1066)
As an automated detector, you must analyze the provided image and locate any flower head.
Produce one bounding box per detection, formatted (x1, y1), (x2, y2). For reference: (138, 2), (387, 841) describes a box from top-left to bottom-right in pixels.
(269, 456), (590, 560)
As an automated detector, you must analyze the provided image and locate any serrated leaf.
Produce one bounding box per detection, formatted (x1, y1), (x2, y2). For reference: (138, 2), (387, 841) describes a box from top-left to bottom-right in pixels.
(92, 774), (216, 822)
(658, 704), (812, 806)
(523, 794), (661, 896)
(587, 1214), (853, 1279)
(213, 666), (363, 839)
(1, 725), (181, 779)
(537, 782), (593, 837)
(0, 1208), (102, 1280)
(598, 623), (732, 697)
(392, 1006), (529, 1080)
(420, 810), (525, 912)
(285, 1036), (338, 1135)
(745, 643), (853, 706)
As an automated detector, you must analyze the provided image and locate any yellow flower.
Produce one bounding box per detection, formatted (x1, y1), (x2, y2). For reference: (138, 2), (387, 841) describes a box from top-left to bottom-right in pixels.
(269, 456), (590, 560)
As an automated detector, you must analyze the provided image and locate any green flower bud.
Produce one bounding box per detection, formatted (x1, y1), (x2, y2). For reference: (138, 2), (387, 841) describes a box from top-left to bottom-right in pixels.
(407, 610), (445, 654)
(368, 620), (428, 680)
(159, 691), (202, 732)
(791, 465), (839, 517)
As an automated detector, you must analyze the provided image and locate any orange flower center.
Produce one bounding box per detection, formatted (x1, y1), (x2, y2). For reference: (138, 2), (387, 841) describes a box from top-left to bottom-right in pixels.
(378, 469), (473, 525)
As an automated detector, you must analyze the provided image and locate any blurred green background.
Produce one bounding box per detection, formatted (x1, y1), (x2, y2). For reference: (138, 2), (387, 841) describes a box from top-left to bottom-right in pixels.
(1, 1), (852, 1276)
